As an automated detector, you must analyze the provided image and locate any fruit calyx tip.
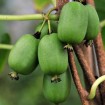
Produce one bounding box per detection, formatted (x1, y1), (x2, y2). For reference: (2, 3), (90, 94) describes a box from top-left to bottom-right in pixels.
(84, 40), (93, 47)
(51, 75), (61, 83)
(33, 31), (41, 39)
(64, 44), (73, 52)
(8, 71), (19, 80)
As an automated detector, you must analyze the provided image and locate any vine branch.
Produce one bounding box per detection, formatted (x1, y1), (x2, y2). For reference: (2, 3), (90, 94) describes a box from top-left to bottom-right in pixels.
(88, 75), (105, 100)
(0, 44), (13, 50)
(68, 50), (89, 105)
(94, 33), (105, 75)
(56, 0), (90, 104)
(94, 33), (105, 104)
(52, 0), (56, 7)
(56, 0), (69, 12)
(85, 0), (105, 104)
(0, 14), (58, 21)
(73, 45), (95, 85)
(86, 0), (94, 5)
(73, 45), (102, 105)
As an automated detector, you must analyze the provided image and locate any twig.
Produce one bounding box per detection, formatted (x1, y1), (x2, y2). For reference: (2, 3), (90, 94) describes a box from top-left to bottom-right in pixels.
(56, 0), (89, 104)
(73, 45), (95, 85)
(52, 0), (56, 7)
(86, 0), (94, 6)
(94, 33), (105, 76)
(0, 44), (13, 50)
(56, 0), (102, 104)
(56, 0), (69, 12)
(94, 33), (105, 104)
(88, 75), (105, 100)
(0, 14), (58, 21)
(86, 0), (105, 104)
(73, 45), (102, 105)
(68, 50), (89, 105)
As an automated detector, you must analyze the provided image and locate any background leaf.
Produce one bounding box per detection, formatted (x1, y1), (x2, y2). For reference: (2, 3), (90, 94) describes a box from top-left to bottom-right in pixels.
(94, 0), (105, 48)
(95, 0), (105, 21)
(0, 33), (11, 72)
(101, 26), (105, 48)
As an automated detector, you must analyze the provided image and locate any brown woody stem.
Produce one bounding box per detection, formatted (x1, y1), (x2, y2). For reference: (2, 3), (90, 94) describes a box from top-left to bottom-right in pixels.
(56, 0), (92, 105)
(57, 0), (103, 105)
(73, 45), (95, 85)
(73, 45), (102, 105)
(86, 0), (105, 104)
(56, 0), (69, 12)
(94, 33), (105, 77)
(94, 33), (105, 104)
(86, 0), (94, 5)
(68, 50), (89, 105)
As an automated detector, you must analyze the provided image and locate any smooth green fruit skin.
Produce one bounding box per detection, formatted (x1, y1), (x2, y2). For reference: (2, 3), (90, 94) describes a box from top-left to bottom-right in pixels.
(38, 33), (68, 75)
(58, 2), (88, 44)
(85, 5), (99, 40)
(8, 34), (39, 75)
(43, 69), (71, 104)
(35, 21), (58, 39)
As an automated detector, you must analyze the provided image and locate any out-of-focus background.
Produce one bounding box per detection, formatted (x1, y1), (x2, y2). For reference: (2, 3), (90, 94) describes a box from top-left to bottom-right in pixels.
(0, 0), (105, 105)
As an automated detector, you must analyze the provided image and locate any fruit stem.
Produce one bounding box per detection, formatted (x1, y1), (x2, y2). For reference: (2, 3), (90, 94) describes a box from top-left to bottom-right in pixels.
(38, 19), (46, 32)
(48, 19), (52, 34)
(0, 44), (13, 50)
(46, 7), (57, 16)
(88, 75), (105, 100)
(0, 14), (58, 21)
(38, 7), (57, 33)
(51, 0), (56, 7)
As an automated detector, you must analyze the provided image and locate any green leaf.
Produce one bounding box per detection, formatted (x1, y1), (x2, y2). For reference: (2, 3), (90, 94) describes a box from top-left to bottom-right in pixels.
(33, 0), (52, 11)
(0, 33), (11, 72)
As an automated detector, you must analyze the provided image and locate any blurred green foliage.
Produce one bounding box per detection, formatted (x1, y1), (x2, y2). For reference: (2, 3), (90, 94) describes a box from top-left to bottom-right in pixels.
(101, 26), (105, 48)
(33, 0), (52, 11)
(0, 0), (105, 105)
(0, 33), (11, 72)
(95, 0), (105, 48)
(0, 0), (5, 7)
(0, 60), (84, 105)
(95, 0), (105, 21)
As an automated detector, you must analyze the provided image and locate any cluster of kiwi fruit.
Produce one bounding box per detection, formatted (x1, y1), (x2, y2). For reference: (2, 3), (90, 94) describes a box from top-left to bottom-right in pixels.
(8, 1), (99, 104)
